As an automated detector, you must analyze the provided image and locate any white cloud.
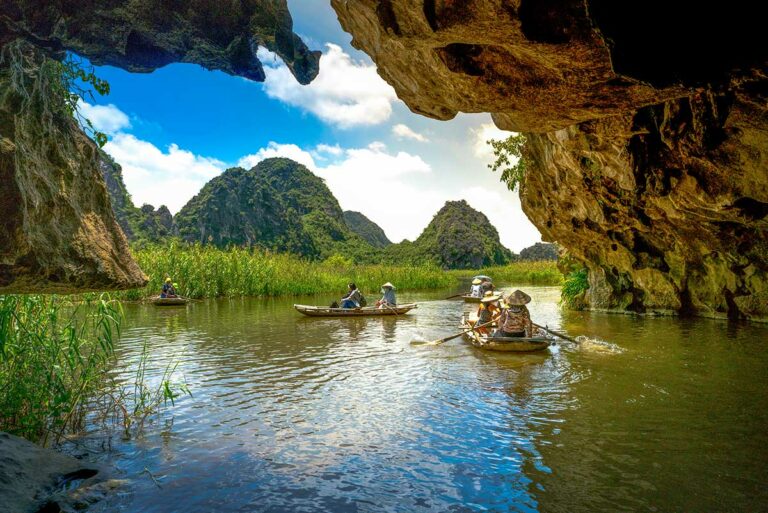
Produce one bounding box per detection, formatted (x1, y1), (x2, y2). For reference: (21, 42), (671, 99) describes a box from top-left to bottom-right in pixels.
(315, 143), (343, 156)
(471, 122), (515, 159)
(103, 134), (226, 214)
(237, 142), (318, 171)
(78, 101), (131, 134)
(258, 43), (398, 128)
(392, 123), (429, 142)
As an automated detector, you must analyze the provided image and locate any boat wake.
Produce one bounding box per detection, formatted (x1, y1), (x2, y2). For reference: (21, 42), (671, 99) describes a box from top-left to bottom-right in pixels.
(574, 336), (625, 354)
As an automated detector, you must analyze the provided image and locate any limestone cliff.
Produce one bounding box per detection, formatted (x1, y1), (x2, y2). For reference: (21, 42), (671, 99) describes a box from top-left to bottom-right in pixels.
(0, 1), (319, 292)
(332, 0), (768, 320)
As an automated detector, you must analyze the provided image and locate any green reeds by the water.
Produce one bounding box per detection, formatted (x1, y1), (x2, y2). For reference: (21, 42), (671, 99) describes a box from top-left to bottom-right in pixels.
(447, 261), (563, 286)
(0, 294), (189, 444)
(119, 242), (455, 300)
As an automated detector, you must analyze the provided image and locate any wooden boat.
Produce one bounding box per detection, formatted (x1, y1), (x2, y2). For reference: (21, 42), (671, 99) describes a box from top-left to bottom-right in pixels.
(460, 314), (551, 352)
(462, 295), (483, 303)
(294, 303), (418, 317)
(151, 296), (189, 306)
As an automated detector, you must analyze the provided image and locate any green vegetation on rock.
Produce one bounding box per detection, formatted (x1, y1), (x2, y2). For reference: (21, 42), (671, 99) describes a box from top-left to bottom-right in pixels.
(343, 211), (392, 248)
(519, 242), (559, 261)
(384, 200), (513, 269)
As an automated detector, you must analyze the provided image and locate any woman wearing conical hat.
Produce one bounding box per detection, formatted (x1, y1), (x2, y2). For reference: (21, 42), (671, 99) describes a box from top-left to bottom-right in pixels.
(469, 278), (484, 298)
(496, 290), (533, 338)
(376, 282), (397, 308)
(476, 291), (501, 335)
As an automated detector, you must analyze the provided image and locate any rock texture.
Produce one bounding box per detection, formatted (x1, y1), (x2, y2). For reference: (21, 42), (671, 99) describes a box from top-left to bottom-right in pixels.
(332, 0), (768, 320)
(1, 0), (318, 292)
(0, 41), (146, 292)
(0, 431), (119, 513)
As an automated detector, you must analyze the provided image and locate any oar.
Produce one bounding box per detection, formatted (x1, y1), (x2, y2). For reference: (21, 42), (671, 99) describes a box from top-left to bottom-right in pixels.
(444, 293), (465, 300)
(429, 318), (496, 346)
(533, 323), (580, 344)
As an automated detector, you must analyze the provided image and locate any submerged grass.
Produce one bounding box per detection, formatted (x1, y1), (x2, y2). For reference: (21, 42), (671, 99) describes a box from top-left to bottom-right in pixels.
(118, 242), (455, 300)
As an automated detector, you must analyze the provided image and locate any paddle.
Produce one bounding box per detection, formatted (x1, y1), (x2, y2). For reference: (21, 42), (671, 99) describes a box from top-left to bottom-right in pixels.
(429, 318), (497, 346)
(533, 323), (580, 344)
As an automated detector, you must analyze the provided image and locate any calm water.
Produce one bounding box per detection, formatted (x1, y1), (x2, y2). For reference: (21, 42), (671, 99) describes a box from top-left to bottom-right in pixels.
(76, 285), (768, 512)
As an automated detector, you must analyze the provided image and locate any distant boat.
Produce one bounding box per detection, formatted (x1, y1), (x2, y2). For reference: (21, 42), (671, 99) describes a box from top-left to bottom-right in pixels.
(151, 296), (189, 306)
(462, 295), (483, 303)
(294, 303), (418, 317)
(460, 314), (551, 352)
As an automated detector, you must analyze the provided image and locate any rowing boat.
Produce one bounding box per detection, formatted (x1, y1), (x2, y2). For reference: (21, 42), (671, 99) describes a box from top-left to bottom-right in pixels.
(460, 315), (551, 352)
(151, 296), (189, 306)
(294, 303), (417, 317)
(462, 295), (483, 303)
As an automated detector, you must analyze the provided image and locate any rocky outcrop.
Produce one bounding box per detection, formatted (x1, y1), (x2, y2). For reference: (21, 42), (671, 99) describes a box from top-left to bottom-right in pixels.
(523, 88), (768, 320)
(0, 431), (120, 513)
(1, 0), (320, 84)
(1, 1), (318, 292)
(332, 0), (768, 320)
(0, 41), (146, 292)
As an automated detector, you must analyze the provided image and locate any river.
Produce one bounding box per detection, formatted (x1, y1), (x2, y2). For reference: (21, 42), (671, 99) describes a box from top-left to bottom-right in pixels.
(73, 284), (768, 512)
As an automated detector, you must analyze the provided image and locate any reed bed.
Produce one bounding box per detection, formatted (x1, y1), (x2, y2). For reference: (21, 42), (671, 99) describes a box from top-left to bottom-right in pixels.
(447, 261), (563, 286)
(119, 242), (455, 300)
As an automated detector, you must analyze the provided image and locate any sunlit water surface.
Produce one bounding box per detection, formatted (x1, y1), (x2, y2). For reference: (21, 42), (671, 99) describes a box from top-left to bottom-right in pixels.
(73, 285), (768, 512)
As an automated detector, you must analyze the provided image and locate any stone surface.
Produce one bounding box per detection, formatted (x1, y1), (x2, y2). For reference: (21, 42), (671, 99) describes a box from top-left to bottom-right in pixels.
(522, 85), (768, 320)
(1, 0), (320, 84)
(0, 431), (117, 513)
(0, 41), (146, 293)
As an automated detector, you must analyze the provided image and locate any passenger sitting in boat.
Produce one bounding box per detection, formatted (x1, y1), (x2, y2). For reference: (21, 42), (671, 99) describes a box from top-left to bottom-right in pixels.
(341, 283), (363, 308)
(480, 279), (494, 295)
(376, 282), (397, 308)
(495, 290), (533, 338)
(161, 277), (178, 298)
(469, 278), (483, 297)
(476, 292), (501, 335)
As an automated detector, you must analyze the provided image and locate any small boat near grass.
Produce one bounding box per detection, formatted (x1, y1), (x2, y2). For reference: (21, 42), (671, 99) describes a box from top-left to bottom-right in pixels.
(294, 303), (418, 317)
(460, 314), (551, 352)
(151, 296), (189, 306)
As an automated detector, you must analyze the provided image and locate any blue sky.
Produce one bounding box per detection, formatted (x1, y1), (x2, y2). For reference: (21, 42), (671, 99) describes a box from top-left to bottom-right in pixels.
(82, 0), (542, 251)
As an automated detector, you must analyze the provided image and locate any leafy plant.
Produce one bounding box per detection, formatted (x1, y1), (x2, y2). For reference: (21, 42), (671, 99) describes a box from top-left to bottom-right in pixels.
(487, 133), (528, 191)
(560, 268), (590, 309)
(48, 53), (111, 146)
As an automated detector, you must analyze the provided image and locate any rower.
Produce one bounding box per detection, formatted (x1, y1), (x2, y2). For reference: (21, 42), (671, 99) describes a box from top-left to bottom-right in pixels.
(476, 291), (501, 335)
(376, 282), (397, 308)
(495, 290), (533, 338)
(470, 278), (483, 297)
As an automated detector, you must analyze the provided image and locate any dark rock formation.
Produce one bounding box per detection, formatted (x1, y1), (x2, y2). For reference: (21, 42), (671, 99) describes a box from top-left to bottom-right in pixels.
(332, 0), (768, 320)
(1, 0), (320, 84)
(384, 200), (513, 269)
(343, 210), (392, 248)
(0, 41), (146, 292)
(0, 431), (120, 513)
(1, 0), (318, 292)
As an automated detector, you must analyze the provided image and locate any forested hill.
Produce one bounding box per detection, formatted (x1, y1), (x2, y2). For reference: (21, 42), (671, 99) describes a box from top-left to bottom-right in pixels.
(343, 211), (392, 248)
(383, 200), (514, 269)
(99, 151), (174, 243)
(173, 158), (376, 260)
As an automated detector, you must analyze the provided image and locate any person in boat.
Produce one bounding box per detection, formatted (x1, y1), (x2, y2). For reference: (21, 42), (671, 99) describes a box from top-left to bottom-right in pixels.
(161, 277), (178, 298)
(480, 279), (494, 295)
(340, 282), (363, 309)
(376, 282), (397, 308)
(495, 290), (533, 338)
(469, 278), (483, 297)
(476, 291), (501, 335)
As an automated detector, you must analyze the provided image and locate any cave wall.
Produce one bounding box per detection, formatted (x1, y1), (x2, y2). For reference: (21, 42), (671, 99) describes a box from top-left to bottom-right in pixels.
(331, 0), (768, 320)
(0, 0), (319, 293)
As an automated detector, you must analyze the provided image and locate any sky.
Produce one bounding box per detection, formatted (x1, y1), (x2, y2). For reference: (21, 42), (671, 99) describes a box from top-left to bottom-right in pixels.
(82, 0), (542, 252)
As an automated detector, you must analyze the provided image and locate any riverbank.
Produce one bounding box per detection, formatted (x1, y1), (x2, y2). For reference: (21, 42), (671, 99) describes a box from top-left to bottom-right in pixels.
(116, 243), (562, 300)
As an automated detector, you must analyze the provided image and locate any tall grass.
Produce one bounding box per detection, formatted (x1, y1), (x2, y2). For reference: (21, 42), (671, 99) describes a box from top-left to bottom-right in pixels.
(447, 261), (563, 286)
(0, 294), (188, 444)
(0, 295), (120, 443)
(119, 242), (455, 300)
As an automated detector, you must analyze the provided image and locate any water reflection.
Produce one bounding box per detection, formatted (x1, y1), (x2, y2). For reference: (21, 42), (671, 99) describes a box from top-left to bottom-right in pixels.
(73, 286), (768, 513)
